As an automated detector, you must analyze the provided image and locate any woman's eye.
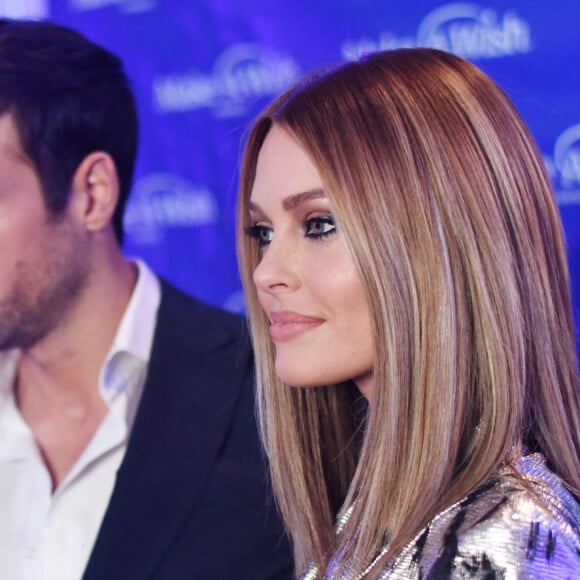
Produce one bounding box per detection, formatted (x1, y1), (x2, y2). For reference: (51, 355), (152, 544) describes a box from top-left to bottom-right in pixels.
(245, 225), (273, 247)
(305, 215), (336, 238)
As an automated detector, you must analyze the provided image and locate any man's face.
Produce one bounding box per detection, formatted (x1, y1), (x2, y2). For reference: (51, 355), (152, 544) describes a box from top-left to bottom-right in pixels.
(0, 114), (89, 351)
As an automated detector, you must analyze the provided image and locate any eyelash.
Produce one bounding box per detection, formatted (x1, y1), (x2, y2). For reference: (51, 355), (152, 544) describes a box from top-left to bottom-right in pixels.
(245, 215), (337, 248)
(244, 225), (273, 248)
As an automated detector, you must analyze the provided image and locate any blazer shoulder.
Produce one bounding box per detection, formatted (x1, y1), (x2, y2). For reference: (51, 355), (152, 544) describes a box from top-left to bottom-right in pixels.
(157, 278), (251, 350)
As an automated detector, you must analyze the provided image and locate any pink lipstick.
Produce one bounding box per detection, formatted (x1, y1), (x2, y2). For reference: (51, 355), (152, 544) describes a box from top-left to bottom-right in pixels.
(269, 311), (324, 341)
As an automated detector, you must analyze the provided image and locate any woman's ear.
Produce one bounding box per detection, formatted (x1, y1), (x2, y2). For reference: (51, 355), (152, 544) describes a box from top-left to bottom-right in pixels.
(70, 151), (120, 234)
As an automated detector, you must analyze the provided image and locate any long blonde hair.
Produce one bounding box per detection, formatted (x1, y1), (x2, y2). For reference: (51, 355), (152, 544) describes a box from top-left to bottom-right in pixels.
(237, 48), (580, 576)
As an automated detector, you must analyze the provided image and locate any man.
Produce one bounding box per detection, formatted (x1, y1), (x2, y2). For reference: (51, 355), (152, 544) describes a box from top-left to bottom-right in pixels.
(0, 19), (292, 580)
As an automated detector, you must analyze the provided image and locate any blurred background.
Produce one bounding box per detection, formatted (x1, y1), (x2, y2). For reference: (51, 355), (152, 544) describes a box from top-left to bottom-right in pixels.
(2, 1), (579, 345)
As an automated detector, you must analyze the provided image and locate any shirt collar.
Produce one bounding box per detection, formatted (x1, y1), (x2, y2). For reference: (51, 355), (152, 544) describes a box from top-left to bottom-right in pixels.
(98, 259), (161, 407)
(106, 259), (160, 365)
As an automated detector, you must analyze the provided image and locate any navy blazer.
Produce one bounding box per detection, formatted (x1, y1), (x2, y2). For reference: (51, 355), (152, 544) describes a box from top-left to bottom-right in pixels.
(83, 281), (293, 579)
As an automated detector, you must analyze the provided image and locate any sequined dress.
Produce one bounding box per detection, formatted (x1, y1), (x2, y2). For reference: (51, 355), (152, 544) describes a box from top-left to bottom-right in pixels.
(301, 453), (580, 579)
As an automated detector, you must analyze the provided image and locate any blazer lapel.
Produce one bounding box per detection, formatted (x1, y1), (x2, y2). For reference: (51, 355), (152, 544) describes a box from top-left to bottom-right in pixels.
(84, 282), (252, 579)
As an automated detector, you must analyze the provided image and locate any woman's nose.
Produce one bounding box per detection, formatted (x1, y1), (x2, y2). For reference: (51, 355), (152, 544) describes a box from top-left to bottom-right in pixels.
(252, 239), (300, 294)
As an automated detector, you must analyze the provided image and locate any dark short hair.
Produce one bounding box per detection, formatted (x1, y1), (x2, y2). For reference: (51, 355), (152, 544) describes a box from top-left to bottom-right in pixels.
(0, 19), (138, 244)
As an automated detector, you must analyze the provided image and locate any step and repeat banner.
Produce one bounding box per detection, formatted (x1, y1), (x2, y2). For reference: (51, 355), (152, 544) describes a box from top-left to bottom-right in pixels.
(3, 1), (580, 338)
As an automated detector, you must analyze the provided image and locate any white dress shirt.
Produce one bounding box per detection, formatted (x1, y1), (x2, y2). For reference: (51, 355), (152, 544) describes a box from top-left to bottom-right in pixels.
(0, 260), (161, 580)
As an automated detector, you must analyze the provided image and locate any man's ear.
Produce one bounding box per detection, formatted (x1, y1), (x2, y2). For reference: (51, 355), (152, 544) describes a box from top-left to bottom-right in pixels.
(70, 151), (120, 233)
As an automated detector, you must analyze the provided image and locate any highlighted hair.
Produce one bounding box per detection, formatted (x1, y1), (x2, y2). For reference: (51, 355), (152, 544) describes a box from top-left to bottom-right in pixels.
(237, 48), (580, 576)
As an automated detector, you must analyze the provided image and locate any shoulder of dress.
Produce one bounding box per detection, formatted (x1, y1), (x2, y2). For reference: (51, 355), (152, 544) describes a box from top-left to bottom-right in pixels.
(381, 455), (580, 578)
(427, 455), (580, 578)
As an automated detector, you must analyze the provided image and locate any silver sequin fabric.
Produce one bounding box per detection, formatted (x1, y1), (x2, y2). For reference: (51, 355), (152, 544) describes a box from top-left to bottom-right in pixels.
(302, 453), (580, 579)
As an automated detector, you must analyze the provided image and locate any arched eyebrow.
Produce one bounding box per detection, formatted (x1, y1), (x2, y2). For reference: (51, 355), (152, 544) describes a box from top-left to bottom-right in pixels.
(248, 188), (327, 214)
(282, 188), (326, 210)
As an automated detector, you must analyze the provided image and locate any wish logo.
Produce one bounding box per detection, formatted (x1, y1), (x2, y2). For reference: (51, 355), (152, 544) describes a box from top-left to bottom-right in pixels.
(153, 43), (301, 118)
(69, 0), (156, 13)
(544, 123), (580, 206)
(124, 173), (218, 244)
(342, 3), (532, 61)
(0, 0), (48, 18)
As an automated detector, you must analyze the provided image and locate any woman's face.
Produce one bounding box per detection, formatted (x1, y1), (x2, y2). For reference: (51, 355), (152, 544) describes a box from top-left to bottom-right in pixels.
(247, 125), (375, 397)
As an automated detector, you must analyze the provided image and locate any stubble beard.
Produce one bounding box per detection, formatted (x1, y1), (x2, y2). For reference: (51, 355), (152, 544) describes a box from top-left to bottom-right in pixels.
(0, 223), (90, 352)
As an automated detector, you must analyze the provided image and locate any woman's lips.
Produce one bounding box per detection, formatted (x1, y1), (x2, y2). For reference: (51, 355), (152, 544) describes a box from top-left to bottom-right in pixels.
(269, 311), (325, 341)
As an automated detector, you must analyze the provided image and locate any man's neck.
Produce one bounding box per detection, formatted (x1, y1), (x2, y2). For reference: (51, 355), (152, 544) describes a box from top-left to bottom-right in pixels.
(15, 256), (137, 490)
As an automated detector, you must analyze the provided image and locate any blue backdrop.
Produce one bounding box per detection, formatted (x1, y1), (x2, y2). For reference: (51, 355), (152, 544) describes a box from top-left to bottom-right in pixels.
(3, 1), (579, 344)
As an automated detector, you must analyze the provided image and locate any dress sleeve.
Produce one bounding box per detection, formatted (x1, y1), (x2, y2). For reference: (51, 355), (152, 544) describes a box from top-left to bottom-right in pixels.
(427, 510), (580, 578)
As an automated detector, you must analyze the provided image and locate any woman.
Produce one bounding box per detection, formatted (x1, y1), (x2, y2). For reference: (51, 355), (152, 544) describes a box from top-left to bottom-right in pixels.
(237, 48), (580, 578)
